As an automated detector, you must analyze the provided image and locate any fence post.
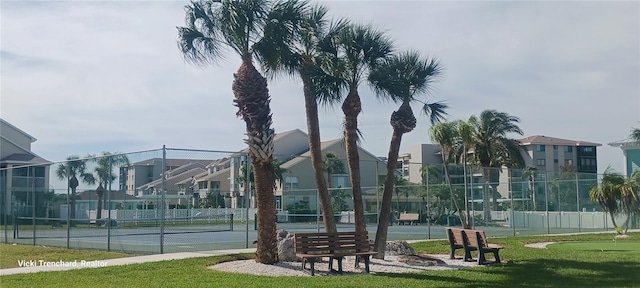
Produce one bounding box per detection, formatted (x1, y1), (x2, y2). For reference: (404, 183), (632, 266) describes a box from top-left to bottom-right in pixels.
(66, 165), (70, 249)
(160, 145), (166, 254)
(576, 173), (581, 232)
(107, 155), (112, 252)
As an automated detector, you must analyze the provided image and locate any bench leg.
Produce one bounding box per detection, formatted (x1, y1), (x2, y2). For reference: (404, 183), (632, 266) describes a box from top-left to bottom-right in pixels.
(309, 259), (316, 276)
(362, 256), (371, 274)
(478, 250), (487, 265)
(336, 257), (344, 273)
(450, 248), (456, 260)
(493, 251), (501, 264)
(463, 249), (473, 262)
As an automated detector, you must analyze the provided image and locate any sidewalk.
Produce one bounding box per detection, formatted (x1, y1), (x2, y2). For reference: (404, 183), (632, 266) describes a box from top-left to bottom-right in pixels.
(0, 248), (256, 276)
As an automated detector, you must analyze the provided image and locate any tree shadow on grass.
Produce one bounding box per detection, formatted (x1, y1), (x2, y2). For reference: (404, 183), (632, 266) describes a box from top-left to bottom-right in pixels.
(375, 259), (638, 288)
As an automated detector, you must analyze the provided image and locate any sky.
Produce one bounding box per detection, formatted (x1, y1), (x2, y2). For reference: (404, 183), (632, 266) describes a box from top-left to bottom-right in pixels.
(2, 0), (639, 178)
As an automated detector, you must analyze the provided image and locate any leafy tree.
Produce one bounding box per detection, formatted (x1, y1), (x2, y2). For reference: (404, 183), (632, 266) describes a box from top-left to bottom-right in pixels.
(314, 23), (393, 233)
(467, 110), (525, 220)
(322, 152), (346, 189)
(368, 51), (447, 257)
(55, 156), (94, 225)
(619, 170), (640, 234)
(258, 4), (347, 233)
(177, 0), (305, 264)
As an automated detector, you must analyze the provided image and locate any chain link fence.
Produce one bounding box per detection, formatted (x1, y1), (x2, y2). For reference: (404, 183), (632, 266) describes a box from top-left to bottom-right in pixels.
(2, 147), (637, 254)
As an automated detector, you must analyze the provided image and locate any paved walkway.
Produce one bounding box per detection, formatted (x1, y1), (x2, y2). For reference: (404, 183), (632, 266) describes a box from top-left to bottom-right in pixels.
(0, 248), (256, 276)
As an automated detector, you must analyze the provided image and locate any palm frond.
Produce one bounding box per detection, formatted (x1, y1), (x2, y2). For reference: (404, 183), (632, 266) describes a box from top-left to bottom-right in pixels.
(177, 0), (226, 65)
(422, 101), (448, 125)
(631, 128), (640, 143)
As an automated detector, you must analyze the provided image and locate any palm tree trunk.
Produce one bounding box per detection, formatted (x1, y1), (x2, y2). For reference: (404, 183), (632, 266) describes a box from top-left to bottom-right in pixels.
(342, 87), (366, 232)
(374, 128), (403, 259)
(462, 150), (471, 229)
(233, 55), (277, 264)
(609, 210), (619, 233)
(443, 155), (465, 226)
(482, 168), (491, 222)
(301, 66), (336, 233)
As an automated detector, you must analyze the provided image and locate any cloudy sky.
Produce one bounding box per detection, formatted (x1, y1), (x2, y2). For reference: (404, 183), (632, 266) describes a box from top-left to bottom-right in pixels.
(2, 0), (639, 176)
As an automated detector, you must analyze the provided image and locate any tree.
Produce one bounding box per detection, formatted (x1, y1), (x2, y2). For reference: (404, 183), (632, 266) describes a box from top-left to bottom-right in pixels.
(631, 128), (640, 143)
(522, 166), (538, 211)
(619, 170), (640, 234)
(55, 156), (94, 225)
(456, 119), (474, 227)
(90, 152), (130, 221)
(429, 122), (467, 228)
(467, 110), (525, 221)
(368, 51), (447, 257)
(315, 23), (394, 233)
(236, 158), (288, 208)
(258, 4), (347, 233)
(177, 0), (305, 264)
(590, 167), (624, 233)
(322, 152), (346, 189)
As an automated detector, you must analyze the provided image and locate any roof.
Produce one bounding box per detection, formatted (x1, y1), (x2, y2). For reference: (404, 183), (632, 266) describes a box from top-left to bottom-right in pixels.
(518, 135), (601, 147)
(609, 138), (640, 148)
(75, 190), (141, 201)
(281, 139), (342, 169)
(0, 153), (50, 165)
(0, 118), (37, 142)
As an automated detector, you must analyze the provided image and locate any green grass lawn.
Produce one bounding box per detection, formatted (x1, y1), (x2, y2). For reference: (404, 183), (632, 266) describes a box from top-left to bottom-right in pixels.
(548, 240), (640, 254)
(0, 244), (133, 269)
(1, 233), (638, 288)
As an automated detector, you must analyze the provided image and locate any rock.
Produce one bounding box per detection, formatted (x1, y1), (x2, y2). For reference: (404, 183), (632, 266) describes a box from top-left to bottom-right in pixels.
(277, 229), (297, 262)
(385, 240), (415, 256)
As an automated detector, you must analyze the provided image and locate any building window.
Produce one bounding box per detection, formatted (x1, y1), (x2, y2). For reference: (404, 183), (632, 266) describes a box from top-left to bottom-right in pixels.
(331, 175), (350, 188)
(565, 159), (573, 166)
(536, 145), (545, 152)
(536, 159), (546, 166)
(553, 159), (558, 163)
(553, 145), (558, 150)
(579, 147), (594, 153)
(564, 146), (573, 153)
(285, 176), (299, 189)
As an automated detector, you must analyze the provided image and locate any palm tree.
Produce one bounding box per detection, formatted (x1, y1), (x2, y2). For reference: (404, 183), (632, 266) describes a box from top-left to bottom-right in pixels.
(368, 52), (447, 257)
(522, 166), (538, 211)
(467, 110), (525, 221)
(258, 5), (347, 233)
(631, 128), (640, 143)
(590, 167), (624, 233)
(456, 119), (474, 228)
(322, 152), (346, 189)
(429, 122), (467, 227)
(236, 158), (288, 208)
(314, 23), (394, 232)
(90, 152), (130, 221)
(177, 0), (305, 264)
(55, 156), (94, 225)
(619, 170), (640, 234)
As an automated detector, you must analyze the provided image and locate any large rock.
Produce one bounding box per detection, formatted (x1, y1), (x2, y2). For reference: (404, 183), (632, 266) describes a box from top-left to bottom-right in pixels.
(277, 229), (297, 262)
(385, 240), (415, 256)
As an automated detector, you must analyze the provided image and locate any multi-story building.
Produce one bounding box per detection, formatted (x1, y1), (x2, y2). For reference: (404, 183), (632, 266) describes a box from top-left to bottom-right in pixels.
(609, 137), (640, 177)
(517, 135), (600, 174)
(0, 119), (51, 222)
(122, 158), (214, 196)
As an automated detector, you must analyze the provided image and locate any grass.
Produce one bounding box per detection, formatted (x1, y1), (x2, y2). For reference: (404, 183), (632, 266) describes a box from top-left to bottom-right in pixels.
(1, 233), (639, 288)
(0, 244), (133, 269)
(548, 240), (640, 254)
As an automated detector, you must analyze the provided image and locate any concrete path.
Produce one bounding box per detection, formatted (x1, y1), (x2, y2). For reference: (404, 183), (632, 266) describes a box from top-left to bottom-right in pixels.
(0, 248), (256, 276)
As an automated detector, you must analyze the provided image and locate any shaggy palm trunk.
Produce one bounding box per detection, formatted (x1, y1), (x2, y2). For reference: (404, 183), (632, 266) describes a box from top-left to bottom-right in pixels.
(301, 63), (336, 233)
(70, 175), (78, 226)
(233, 55), (277, 264)
(461, 151), (471, 229)
(96, 184), (104, 221)
(341, 86), (366, 232)
(374, 102), (415, 259)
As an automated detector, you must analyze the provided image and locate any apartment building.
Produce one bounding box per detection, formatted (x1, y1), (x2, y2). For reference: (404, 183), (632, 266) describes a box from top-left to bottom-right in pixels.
(609, 137), (640, 177)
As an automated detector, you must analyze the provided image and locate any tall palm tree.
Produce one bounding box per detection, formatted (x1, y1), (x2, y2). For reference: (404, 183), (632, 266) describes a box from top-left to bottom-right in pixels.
(256, 4), (346, 233)
(236, 158), (288, 208)
(456, 119), (474, 228)
(619, 170), (640, 234)
(522, 166), (538, 210)
(55, 156), (94, 225)
(91, 152), (130, 221)
(314, 23), (394, 232)
(177, 0), (305, 264)
(368, 52), (447, 257)
(429, 122), (467, 227)
(467, 110), (525, 221)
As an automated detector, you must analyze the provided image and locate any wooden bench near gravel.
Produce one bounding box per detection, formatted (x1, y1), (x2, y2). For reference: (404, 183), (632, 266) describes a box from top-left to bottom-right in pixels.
(294, 231), (377, 276)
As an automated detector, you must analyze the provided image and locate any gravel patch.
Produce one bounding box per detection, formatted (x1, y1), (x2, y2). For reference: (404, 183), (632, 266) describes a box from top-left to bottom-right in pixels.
(524, 242), (556, 249)
(209, 254), (481, 277)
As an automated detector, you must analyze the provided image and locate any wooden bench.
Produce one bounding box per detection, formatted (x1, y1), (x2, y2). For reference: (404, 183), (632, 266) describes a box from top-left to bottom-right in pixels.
(294, 231), (376, 276)
(397, 213), (420, 225)
(463, 229), (503, 265)
(446, 228), (503, 264)
(446, 228), (472, 261)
